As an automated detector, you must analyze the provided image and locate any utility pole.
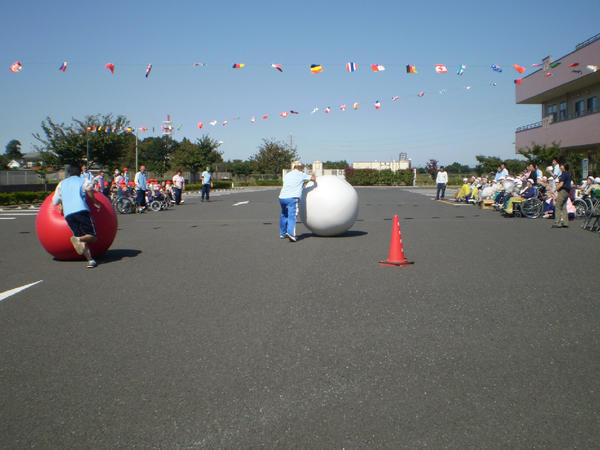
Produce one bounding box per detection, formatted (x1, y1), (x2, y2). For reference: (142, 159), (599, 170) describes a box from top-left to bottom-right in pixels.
(289, 132), (293, 149)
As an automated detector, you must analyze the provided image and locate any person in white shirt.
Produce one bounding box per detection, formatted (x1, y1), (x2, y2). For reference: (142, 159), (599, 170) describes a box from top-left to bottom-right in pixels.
(435, 166), (448, 200)
(172, 170), (185, 205)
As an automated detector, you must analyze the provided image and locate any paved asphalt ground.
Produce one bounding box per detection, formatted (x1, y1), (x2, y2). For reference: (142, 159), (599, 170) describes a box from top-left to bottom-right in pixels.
(1, 187), (599, 448)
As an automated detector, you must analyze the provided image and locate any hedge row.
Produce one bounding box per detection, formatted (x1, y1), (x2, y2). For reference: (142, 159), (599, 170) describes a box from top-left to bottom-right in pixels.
(185, 181), (232, 190)
(0, 191), (52, 206)
(255, 179), (283, 186)
(344, 168), (414, 186)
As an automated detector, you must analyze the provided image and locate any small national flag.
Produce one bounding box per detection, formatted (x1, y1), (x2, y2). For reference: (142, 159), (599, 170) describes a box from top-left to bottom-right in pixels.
(340, 104), (346, 111)
(465, 86), (471, 90)
(311, 107), (319, 114)
(374, 100), (381, 110)
(105, 62), (115, 74)
(572, 70), (582, 75)
(58, 61), (68, 72)
(531, 63), (541, 67)
(232, 63), (245, 69)
(514, 79), (523, 85)
(86, 126), (91, 132)
(434, 64), (448, 73)
(193, 62), (204, 67)
(513, 64), (526, 74)
(145, 64), (152, 78)
(209, 120), (217, 126)
(222, 121), (228, 126)
(98, 126), (103, 131)
(392, 96), (399, 101)
(346, 62), (357, 72)
(587, 65), (599, 72)
(262, 114), (269, 119)
(406, 64), (417, 74)
(550, 62), (561, 69)
(568, 63), (579, 68)
(457, 64), (466, 75)
(198, 122), (203, 129)
(418, 91), (425, 97)
(371, 64), (385, 72)
(324, 107), (330, 114)
(310, 64), (323, 74)
(9, 61), (23, 72)
(280, 112), (288, 118)
(491, 64), (502, 72)
(290, 110), (299, 114)
(544, 72), (552, 77)
(353, 102), (359, 110)
(271, 63), (283, 72)
(251, 116), (256, 123)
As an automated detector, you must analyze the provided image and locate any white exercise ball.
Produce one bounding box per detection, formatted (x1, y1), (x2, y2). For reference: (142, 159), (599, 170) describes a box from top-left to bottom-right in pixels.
(299, 175), (359, 236)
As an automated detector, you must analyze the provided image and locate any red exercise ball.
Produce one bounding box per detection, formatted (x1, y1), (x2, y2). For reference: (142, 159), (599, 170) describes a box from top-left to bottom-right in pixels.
(36, 192), (118, 261)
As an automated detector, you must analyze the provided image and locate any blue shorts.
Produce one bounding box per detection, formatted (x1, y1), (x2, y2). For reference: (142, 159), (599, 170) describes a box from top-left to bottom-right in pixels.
(65, 210), (96, 237)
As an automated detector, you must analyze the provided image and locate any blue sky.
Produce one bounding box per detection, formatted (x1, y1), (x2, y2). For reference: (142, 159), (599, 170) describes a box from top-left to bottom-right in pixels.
(1, 0), (599, 167)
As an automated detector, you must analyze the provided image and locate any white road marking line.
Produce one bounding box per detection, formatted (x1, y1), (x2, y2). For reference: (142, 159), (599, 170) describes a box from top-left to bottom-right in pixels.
(0, 280), (43, 302)
(0, 217), (16, 220)
(0, 213), (38, 216)
(233, 201), (249, 206)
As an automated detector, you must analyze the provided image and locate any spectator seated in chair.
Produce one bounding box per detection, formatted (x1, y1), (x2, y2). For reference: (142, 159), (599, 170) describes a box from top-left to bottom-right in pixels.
(455, 178), (471, 202)
(504, 178), (536, 215)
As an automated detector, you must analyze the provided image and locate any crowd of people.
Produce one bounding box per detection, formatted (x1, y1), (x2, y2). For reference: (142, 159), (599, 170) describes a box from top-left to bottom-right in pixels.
(435, 160), (600, 227)
(81, 164), (214, 213)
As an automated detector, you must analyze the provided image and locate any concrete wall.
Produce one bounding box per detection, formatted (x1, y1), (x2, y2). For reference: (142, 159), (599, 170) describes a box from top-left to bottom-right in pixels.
(515, 111), (600, 151)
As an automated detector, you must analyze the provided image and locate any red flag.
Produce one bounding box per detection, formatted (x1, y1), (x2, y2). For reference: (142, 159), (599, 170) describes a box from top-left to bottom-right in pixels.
(105, 63), (115, 74)
(513, 64), (526, 74)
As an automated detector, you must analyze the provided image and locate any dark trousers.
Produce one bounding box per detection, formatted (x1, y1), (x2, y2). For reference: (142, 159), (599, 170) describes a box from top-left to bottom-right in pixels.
(174, 187), (182, 205)
(201, 184), (210, 201)
(136, 189), (146, 207)
(436, 183), (446, 199)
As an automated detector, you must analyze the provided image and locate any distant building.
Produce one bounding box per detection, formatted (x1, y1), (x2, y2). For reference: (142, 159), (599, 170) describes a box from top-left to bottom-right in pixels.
(352, 158), (411, 171)
(515, 34), (600, 161)
(7, 160), (21, 169)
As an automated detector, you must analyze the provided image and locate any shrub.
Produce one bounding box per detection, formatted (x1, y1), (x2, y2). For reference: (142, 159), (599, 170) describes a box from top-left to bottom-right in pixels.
(256, 179), (282, 186)
(185, 181), (232, 191)
(0, 191), (52, 205)
(344, 168), (413, 186)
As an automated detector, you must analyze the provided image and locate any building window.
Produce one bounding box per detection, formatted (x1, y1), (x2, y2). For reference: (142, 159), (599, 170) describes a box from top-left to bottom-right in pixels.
(587, 96), (598, 113)
(575, 100), (585, 117)
(559, 102), (567, 121)
(546, 104), (557, 122)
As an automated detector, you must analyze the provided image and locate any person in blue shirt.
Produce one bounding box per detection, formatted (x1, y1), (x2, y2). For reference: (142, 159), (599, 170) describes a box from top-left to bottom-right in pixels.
(278, 163), (316, 242)
(201, 167), (212, 202)
(134, 165), (147, 213)
(80, 164), (93, 183)
(52, 164), (101, 268)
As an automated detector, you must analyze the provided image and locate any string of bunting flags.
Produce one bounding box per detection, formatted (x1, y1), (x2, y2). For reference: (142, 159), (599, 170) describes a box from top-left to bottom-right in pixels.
(7, 60), (599, 77)
(8, 58), (599, 135)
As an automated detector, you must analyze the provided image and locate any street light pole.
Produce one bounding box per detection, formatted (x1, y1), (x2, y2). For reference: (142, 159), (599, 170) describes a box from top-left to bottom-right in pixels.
(135, 129), (139, 171)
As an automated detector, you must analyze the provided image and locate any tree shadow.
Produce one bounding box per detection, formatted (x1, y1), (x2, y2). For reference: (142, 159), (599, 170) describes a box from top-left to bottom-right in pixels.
(297, 230), (368, 240)
(100, 249), (142, 263)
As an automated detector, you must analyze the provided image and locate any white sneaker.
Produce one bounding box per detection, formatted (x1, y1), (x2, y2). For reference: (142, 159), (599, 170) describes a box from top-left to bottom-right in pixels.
(70, 236), (85, 255)
(86, 260), (97, 268)
(287, 234), (297, 242)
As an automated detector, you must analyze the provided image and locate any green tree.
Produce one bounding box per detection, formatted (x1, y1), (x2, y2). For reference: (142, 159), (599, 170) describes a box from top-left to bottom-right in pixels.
(5, 140), (23, 160)
(250, 138), (298, 176)
(0, 154), (9, 169)
(445, 162), (471, 173)
(33, 114), (131, 168)
(171, 136), (223, 173)
(225, 159), (253, 176)
(474, 155), (502, 176)
(323, 160), (349, 169)
(139, 136), (177, 177)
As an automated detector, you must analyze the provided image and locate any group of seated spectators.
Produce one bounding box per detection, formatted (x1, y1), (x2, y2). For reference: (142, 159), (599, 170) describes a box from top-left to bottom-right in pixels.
(453, 160), (600, 219)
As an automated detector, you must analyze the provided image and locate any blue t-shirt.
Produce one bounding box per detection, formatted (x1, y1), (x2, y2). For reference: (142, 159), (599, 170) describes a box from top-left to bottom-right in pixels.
(279, 170), (312, 199)
(135, 171), (147, 190)
(52, 176), (90, 217)
(201, 171), (212, 184)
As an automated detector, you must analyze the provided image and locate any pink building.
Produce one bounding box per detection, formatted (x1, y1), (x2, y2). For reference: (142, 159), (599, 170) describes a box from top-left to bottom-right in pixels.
(515, 34), (600, 161)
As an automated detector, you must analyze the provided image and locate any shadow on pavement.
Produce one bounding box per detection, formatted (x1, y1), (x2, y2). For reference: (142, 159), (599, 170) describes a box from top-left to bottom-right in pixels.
(298, 230), (368, 240)
(100, 249), (142, 263)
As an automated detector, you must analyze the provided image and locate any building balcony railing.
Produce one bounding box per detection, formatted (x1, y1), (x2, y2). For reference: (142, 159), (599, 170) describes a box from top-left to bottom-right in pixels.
(516, 109), (600, 133)
(515, 111), (600, 151)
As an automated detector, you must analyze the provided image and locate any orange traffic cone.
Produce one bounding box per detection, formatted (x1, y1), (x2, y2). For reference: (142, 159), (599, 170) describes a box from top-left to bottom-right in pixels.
(379, 215), (414, 267)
